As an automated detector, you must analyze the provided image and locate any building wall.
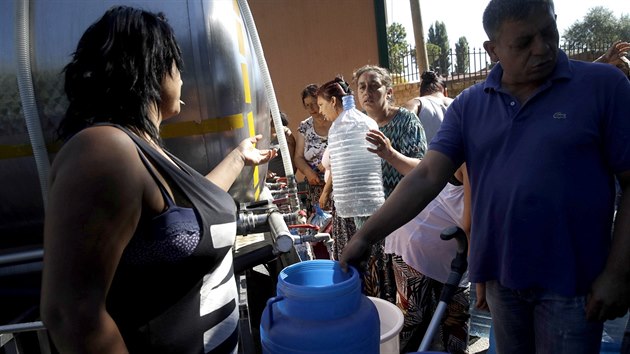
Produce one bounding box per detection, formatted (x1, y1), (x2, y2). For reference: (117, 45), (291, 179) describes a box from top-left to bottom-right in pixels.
(392, 75), (487, 107)
(249, 0), (381, 178)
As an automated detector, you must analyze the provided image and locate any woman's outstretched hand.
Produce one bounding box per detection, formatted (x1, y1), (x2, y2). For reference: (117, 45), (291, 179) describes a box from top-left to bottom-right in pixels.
(237, 134), (277, 166)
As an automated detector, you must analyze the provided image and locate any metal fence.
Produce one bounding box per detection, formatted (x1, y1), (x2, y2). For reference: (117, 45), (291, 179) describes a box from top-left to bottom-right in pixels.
(391, 42), (615, 87)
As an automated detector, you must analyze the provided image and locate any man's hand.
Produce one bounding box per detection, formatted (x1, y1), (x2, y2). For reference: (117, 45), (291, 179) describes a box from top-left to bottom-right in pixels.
(586, 270), (630, 322)
(339, 236), (371, 273)
(475, 283), (490, 312)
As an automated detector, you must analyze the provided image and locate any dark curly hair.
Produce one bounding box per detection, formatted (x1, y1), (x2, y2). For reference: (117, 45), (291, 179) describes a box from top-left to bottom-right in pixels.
(420, 71), (447, 96)
(301, 84), (319, 106)
(58, 5), (184, 143)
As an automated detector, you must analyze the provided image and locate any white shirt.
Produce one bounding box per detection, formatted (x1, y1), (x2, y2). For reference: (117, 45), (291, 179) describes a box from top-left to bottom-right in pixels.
(385, 182), (468, 286)
(417, 95), (453, 143)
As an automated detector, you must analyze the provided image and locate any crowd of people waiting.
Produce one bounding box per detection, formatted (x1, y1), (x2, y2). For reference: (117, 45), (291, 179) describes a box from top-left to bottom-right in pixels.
(287, 2), (630, 354)
(39, 0), (630, 353)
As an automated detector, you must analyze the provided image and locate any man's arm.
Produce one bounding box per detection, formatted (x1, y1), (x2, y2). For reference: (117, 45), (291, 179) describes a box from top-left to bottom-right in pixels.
(340, 150), (456, 270)
(586, 170), (630, 321)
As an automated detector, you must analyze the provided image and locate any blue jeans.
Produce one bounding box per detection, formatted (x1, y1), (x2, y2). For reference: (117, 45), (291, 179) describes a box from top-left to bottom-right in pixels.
(622, 311), (630, 354)
(485, 280), (604, 354)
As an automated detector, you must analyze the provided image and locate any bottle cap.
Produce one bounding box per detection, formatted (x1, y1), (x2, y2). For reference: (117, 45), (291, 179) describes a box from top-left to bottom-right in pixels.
(342, 95), (355, 110)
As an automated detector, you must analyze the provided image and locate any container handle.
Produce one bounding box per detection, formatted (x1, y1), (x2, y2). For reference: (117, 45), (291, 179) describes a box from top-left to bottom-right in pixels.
(265, 296), (284, 329)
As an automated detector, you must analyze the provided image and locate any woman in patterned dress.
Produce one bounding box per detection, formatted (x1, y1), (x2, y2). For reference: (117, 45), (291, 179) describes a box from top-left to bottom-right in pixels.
(352, 65), (427, 305)
(356, 66), (471, 353)
(294, 84), (332, 214)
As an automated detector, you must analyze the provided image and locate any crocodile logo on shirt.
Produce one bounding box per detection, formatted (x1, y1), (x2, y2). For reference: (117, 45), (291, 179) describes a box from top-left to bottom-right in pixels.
(553, 112), (567, 119)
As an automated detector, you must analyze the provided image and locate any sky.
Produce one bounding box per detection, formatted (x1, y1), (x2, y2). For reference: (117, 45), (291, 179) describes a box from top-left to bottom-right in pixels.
(386, 0), (630, 50)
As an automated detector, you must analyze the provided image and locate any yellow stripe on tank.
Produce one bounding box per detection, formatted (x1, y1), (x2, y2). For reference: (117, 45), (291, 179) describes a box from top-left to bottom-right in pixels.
(0, 143), (53, 159)
(160, 113), (244, 139)
(232, 0), (239, 14)
(234, 1), (261, 200)
(236, 20), (245, 55)
(247, 111), (260, 199)
(0, 115), (244, 160)
(241, 63), (251, 104)
(247, 111), (256, 139)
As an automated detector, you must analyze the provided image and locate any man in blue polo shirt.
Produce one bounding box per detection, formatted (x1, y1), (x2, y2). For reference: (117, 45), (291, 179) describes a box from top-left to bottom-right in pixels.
(340, 0), (630, 353)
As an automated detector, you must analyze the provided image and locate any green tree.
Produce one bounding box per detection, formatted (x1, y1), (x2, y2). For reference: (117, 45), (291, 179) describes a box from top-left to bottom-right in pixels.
(387, 22), (409, 75)
(427, 21), (450, 76)
(455, 37), (470, 74)
(563, 6), (630, 50)
(426, 43), (442, 72)
(620, 14), (630, 39)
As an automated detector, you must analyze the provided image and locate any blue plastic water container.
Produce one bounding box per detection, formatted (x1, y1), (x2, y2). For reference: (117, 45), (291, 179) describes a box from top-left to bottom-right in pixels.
(599, 341), (621, 354)
(260, 260), (380, 353)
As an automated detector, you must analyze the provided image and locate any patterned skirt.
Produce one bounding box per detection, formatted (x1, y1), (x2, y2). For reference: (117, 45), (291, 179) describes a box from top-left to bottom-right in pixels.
(330, 206), (356, 261)
(392, 255), (470, 353)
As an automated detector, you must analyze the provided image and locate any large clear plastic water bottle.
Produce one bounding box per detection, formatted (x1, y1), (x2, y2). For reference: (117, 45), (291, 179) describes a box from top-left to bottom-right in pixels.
(328, 95), (385, 217)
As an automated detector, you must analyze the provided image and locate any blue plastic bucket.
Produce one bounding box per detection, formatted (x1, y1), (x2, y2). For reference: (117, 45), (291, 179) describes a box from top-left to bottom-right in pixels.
(260, 260), (380, 353)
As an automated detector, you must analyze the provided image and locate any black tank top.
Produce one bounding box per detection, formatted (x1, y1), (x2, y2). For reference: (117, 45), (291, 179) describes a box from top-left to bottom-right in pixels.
(105, 125), (239, 353)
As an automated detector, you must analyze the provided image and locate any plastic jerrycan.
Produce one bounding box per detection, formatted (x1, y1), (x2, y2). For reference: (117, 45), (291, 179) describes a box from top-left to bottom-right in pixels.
(260, 260), (380, 353)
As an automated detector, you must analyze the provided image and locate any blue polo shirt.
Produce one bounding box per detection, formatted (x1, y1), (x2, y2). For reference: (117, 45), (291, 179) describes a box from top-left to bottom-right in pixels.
(430, 50), (630, 296)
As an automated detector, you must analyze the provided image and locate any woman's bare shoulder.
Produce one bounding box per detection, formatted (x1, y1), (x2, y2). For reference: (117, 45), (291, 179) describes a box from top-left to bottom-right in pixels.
(403, 97), (421, 114)
(51, 125), (143, 185)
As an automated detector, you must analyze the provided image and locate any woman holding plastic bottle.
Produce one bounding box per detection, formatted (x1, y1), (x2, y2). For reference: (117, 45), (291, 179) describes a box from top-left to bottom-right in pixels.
(316, 76), (358, 261)
(351, 65), (428, 304)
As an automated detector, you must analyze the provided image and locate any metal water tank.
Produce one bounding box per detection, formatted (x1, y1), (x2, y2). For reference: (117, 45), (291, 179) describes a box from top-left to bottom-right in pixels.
(0, 0), (270, 249)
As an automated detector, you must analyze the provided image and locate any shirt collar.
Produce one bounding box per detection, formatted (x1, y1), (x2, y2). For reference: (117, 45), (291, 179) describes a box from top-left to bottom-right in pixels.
(483, 50), (573, 93)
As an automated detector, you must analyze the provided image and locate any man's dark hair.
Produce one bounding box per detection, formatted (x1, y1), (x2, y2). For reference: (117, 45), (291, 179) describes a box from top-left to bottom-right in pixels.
(483, 0), (555, 40)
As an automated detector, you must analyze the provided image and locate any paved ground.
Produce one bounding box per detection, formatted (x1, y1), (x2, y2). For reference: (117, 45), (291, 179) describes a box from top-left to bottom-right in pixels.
(469, 336), (491, 354)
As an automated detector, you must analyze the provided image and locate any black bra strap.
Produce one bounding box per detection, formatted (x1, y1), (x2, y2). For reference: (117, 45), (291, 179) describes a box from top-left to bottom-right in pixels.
(135, 145), (176, 208)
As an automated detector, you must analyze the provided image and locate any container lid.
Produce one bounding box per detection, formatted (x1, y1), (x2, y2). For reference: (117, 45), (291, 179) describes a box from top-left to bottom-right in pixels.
(277, 260), (359, 298)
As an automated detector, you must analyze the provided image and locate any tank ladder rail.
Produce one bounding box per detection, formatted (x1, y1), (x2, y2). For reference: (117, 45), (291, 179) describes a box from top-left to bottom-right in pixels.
(0, 249), (44, 277)
(0, 321), (50, 354)
(0, 248), (49, 353)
